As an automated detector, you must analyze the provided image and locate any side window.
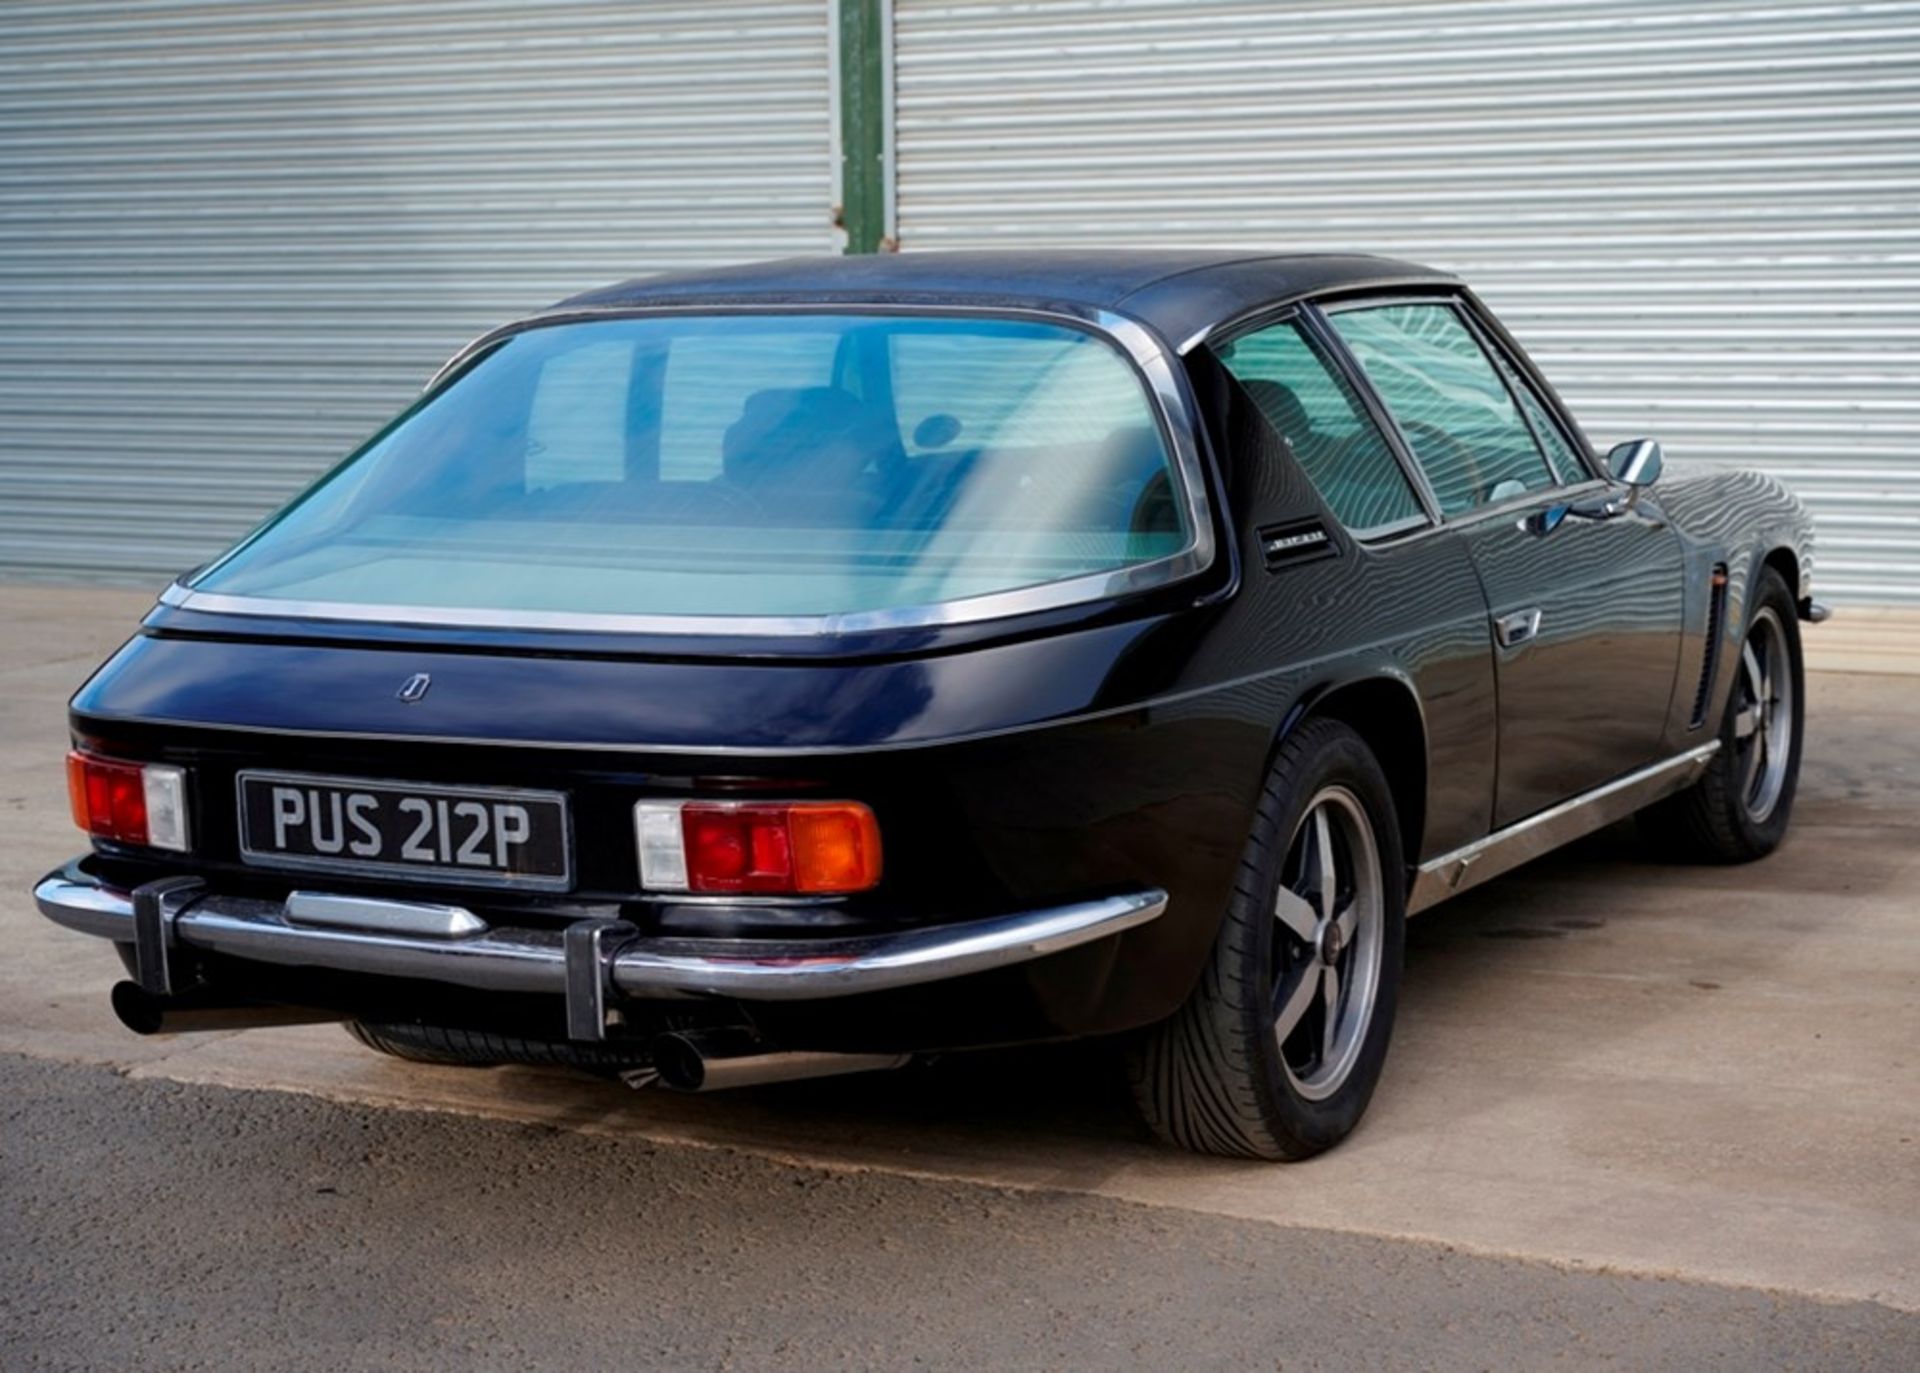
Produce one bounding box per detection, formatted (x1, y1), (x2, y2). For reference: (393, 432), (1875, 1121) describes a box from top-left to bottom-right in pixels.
(1486, 343), (1589, 485)
(1214, 319), (1426, 537)
(1331, 304), (1556, 516)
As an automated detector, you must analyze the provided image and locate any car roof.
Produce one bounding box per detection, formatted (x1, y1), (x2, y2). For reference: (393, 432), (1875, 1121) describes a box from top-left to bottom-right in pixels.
(548, 250), (1459, 350)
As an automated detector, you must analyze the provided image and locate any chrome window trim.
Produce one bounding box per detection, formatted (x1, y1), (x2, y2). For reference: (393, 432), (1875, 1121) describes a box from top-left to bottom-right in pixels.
(1295, 305), (1445, 528)
(1452, 296), (1599, 486)
(1318, 295), (1571, 522)
(1208, 305), (1439, 543)
(1455, 288), (1604, 483)
(1350, 512), (1431, 542)
(1443, 477), (1613, 532)
(1318, 289), (1603, 490)
(177, 304), (1216, 640)
(1171, 274), (1463, 356)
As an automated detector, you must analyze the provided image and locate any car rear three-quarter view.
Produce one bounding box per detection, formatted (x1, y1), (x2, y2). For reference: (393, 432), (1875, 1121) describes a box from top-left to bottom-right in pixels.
(34, 252), (1822, 1158)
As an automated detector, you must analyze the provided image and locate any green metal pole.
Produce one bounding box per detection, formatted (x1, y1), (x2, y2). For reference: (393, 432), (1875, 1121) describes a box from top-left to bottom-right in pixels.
(837, 0), (888, 254)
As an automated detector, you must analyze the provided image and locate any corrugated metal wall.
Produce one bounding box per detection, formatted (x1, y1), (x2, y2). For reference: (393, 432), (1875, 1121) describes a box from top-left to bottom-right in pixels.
(893, 0), (1920, 604)
(7, 1), (1917, 605)
(0, 0), (836, 581)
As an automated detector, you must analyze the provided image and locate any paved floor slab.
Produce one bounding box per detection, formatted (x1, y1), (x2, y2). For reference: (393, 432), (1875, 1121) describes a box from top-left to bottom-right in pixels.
(7, 1055), (1915, 1372)
(2, 583), (1915, 1312)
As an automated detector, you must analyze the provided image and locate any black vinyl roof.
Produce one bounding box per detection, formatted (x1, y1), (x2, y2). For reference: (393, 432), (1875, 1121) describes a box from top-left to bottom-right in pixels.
(550, 250), (1458, 349)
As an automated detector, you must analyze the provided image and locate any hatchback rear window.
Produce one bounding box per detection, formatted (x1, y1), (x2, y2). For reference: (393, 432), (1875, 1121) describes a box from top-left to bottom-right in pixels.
(188, 314), (1194, 624)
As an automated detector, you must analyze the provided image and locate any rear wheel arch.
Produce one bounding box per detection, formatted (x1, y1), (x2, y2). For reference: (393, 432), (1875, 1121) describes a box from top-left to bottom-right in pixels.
(1282, 675), (1428, 874)
(1130, 713), (1408, 1158)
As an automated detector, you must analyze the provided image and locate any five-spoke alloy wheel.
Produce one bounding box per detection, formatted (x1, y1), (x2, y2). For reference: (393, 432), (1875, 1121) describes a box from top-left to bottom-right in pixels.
(1271, 787), (1384, 1102)
(1129, 717), (1406, 1160)
(1641, 563), (1805, 863)
(1731, 605), (1795, 824)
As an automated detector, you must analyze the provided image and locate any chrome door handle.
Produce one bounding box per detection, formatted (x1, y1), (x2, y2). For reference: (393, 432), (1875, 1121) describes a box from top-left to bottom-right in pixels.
(1495, 607), (1543, 647)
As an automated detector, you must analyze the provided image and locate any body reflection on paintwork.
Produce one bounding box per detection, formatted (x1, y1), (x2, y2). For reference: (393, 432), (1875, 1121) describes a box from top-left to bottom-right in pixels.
(51, 251), (1817, 1054)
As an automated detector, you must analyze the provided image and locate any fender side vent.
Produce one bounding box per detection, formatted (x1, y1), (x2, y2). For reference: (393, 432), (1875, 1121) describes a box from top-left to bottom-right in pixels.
(1258, 519), (1337, 571)
(1691, 563), (1730, 729)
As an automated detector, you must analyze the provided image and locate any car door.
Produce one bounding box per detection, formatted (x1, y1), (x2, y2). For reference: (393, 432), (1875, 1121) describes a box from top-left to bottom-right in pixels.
(1211, 310), (1498, 859)
(1322, 298), (1685, 829)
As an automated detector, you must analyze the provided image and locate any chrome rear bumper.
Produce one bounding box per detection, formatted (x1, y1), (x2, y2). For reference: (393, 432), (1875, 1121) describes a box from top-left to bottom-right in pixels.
(34, 862), (1166, 1024)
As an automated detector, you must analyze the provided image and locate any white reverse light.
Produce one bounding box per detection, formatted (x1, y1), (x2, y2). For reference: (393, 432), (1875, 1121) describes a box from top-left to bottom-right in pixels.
(634, 800), (690, 892)
(141, 764), (191, 852)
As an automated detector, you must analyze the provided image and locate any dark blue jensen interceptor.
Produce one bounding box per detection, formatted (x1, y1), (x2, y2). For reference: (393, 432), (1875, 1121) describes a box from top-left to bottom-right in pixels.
(35, 252), (1823, 1158)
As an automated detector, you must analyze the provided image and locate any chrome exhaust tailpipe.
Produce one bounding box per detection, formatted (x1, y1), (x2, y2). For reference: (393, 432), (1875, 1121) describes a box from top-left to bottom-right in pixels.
(109, 981), (346, 1037)
(651, 1027), (910, 1093)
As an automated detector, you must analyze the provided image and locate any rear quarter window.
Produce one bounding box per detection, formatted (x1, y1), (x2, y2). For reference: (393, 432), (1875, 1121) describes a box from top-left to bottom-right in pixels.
(1215, 320), (1426, 537)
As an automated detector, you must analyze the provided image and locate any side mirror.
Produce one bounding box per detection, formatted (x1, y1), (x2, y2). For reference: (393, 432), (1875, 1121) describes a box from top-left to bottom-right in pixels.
(1522, 438), (1667, 537)
(1606, 438), (1663, 488)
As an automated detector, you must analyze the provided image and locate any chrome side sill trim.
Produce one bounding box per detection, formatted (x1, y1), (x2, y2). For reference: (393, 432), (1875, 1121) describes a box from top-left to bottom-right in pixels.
(1407, 742), (1720, 915)
(34, 866), (1167, 1004)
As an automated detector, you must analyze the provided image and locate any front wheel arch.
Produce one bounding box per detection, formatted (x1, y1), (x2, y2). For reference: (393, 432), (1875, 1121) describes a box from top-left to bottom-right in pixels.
(1642, 563), (1804, 862)
(1759, 543), (1806, 617)
(1761, 544), (1799, 596)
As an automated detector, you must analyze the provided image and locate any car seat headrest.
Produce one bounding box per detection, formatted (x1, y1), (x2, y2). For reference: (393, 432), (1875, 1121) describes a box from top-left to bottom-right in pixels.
(1239, 379), (1313, 444)
(722, 386), (892, 487)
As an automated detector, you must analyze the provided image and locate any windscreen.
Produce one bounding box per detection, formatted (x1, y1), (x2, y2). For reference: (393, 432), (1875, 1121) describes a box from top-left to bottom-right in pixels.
(188, 314), (1192, 622)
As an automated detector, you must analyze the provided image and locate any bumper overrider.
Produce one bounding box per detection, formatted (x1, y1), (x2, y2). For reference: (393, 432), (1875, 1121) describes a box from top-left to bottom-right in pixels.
(34, 860), (1168, 1078)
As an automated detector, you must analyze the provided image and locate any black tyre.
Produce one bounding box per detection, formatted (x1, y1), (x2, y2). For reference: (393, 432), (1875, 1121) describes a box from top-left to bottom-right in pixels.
(1640, 566), (1804, 863)
(344, 1020), (652, 1071)
(1128, 717), (1406, 1160)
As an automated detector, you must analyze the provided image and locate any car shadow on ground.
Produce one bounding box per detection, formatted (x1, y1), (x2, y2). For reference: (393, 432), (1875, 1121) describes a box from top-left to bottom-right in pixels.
(514, 818), (1681, 1165)
(548, 764), (1910, 1178)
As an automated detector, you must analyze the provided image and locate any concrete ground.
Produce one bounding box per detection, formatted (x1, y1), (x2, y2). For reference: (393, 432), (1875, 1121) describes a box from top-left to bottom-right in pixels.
(2, 583), (1916, 1366)
(5, 1054), (1916, 1372)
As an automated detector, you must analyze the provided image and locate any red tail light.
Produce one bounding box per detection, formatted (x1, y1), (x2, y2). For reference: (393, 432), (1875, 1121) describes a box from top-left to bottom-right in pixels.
(634, 800), (881, 895)
(66, 750), (190, 852)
